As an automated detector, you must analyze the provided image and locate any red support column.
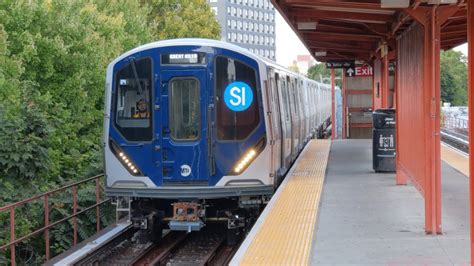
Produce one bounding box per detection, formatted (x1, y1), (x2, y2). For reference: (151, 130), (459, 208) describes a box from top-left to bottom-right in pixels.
(389, 51), (397, 109)
(404, 5), (453, 234)
(399, 4), (458, 235)
(395, 38), (406, 185)
(342, 70), (347, 139)
(373, 59), (382, 110)
(331, 68), (336, 139)
(432, 7), (442, 234)
(468, 0), (473, 262)
(382, 54), (390, 108)
(372, 74), (375, 111)
(420, 6), (442, 235)
(392, 60), (397, 109)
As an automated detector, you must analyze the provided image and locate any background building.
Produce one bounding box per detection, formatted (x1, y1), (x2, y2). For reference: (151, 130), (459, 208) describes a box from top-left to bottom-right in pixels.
(292, 55), (316, 75)
(208, 0), (276, 61)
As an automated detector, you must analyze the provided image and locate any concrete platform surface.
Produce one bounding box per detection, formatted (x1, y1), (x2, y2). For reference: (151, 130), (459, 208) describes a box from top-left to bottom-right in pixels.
(311, 139), (469, 265)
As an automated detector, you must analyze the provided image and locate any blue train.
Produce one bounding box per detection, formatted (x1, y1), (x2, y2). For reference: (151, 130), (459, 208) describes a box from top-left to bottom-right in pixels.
(103, 39), (331, 238)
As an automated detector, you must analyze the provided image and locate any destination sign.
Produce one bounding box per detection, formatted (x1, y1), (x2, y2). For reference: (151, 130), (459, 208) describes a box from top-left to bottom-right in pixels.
(161, 52), (206, 64)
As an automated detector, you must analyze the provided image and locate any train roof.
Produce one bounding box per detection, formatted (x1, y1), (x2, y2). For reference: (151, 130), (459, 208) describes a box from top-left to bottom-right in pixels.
(109, 38), (254, 67)
(108, 38), (329, 87)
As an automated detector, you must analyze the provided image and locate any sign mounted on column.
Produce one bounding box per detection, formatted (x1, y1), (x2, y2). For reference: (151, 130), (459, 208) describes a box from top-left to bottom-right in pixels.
(326, 60), (355, 69)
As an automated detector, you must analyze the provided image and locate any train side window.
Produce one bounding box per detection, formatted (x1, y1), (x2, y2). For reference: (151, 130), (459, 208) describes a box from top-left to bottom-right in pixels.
(215, 56), (259, 140)
(114, 58), (152, 141)
(169, 78), (200, 141)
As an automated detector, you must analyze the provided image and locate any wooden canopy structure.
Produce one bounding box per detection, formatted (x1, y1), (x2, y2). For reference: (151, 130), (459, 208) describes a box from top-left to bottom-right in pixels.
(272, 0), (467, 62)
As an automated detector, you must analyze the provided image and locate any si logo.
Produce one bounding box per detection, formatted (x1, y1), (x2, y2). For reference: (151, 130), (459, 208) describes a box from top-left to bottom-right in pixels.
(224, 81), (253, 112)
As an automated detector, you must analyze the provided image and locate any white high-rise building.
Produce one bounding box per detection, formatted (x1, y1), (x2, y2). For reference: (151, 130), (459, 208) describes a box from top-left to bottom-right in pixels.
(208, 0), (276, 61)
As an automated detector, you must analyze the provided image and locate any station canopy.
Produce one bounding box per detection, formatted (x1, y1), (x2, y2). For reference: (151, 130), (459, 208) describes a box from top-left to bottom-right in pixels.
(272, 0), (468, 62)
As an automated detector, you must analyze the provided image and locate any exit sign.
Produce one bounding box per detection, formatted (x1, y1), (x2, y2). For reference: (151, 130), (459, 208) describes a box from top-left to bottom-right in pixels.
(345, 65), (373, 77)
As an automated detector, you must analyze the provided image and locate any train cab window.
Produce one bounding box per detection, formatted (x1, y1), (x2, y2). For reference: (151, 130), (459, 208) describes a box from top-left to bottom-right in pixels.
(114, 58), (152, 141)
(215, 56), (259, 140)
(169, 78), (200, 141)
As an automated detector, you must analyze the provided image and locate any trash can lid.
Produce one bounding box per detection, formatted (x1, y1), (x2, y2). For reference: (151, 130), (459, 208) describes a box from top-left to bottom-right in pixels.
(373, 108), (395, 114)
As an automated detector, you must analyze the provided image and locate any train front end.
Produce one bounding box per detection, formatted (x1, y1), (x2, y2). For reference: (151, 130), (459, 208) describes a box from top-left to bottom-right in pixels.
(103, 39), (271, 236)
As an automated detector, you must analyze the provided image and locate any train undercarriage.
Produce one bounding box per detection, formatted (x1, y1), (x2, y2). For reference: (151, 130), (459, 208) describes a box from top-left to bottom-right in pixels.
(114, 195), (268, 245)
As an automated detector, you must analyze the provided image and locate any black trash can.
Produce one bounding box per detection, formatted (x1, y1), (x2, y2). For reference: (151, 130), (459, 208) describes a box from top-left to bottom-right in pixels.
(372, 109), (396, 172)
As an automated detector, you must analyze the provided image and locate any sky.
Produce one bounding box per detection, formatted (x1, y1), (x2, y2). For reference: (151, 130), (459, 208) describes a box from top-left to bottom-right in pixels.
(274, 10), (468, 67)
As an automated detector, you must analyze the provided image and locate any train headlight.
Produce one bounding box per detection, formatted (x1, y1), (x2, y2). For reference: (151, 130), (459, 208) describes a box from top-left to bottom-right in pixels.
(234, 149), (257, 174)
(109, 140), (143, 176)
(231, 138), (266, 175)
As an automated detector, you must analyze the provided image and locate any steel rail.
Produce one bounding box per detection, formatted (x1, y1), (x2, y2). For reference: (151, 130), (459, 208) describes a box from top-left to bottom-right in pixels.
(440, 130), (469, 154)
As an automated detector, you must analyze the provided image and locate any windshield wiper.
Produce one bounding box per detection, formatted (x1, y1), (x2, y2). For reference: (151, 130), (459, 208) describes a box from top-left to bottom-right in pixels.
(130, 57), (144, 95)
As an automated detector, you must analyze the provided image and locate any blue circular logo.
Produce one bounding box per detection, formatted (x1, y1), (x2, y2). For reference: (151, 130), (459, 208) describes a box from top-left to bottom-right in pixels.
(223, 81), (253, 112)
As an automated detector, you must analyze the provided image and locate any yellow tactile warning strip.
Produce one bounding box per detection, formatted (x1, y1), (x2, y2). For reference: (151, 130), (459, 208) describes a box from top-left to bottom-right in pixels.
(238, 139), (331, 265)
(441, 144), (469, 176)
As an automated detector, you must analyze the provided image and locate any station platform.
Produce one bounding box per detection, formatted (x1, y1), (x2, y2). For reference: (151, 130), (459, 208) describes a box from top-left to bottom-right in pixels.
(231, 139), (470, 265)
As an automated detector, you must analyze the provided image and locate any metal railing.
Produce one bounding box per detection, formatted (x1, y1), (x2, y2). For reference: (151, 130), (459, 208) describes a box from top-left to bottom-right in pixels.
(0, 174), (111, 266)
(442, 115), (468, 136)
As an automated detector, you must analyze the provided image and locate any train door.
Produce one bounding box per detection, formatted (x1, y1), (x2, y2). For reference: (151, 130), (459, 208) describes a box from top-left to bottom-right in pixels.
(285, 76), (295, 161)
(311, 84), (320, 134)
(267, 70), (282, 179)
(289, 77), (300, 157)
(297, 79), (305, 146)
(304, 81), (312, 139)
(317, 84), (322, 126)
(278, 75), (292, 170)
(159, 69), (208, 184)
(308, 84), (314, 136)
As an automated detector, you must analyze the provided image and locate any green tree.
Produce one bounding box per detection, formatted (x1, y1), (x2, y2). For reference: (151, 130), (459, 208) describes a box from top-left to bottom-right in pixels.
(288, 64), (300, 73)
(307, 62), (331, 83)
(0, 0), (220, 263)
(440, 50), (467, 106)
(146, 0), (221, 39)
(307, 63), (342, 87)
(0, 0), (220, 188)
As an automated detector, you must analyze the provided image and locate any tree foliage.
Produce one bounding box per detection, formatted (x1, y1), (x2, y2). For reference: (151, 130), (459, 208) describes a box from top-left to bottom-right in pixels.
(440, 49), (467, 106)
(288, 64), (300, 73)
(147, 0), (221, 39)
(0, 0), (219, 263)
(307, 63), (342, 87)
(307, 62), (331, 83)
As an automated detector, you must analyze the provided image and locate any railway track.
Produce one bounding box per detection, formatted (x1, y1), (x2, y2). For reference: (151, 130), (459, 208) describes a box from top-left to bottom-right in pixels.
(441, 129), (469, 154)
(74, 224), (242, 266)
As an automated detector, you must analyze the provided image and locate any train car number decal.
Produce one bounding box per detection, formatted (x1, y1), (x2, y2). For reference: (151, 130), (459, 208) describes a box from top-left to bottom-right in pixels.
(224, 81), (253, 111)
